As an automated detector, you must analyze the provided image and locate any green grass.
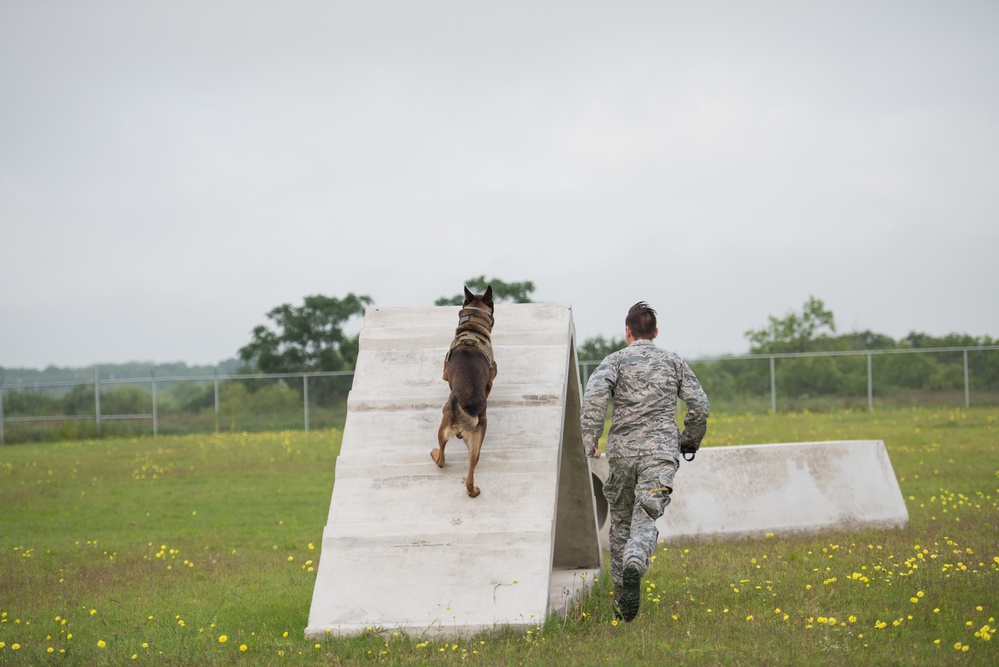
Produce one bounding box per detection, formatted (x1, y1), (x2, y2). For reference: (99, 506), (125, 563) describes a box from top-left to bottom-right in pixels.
(1, 408), (997, 665)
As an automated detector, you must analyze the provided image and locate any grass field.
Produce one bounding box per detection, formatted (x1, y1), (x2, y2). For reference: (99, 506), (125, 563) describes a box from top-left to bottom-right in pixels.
(1, 407), (996, 665)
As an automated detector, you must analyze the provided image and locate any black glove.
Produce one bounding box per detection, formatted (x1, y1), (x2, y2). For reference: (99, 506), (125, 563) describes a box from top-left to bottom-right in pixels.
(680, 440), (699, 462)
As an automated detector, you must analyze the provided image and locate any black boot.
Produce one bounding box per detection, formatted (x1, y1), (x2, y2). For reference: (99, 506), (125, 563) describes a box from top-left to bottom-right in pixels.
(618, 564), (641, 622)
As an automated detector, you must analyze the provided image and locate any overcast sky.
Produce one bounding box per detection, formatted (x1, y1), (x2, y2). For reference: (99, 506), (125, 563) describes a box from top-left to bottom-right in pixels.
(2, 1), (997, 370)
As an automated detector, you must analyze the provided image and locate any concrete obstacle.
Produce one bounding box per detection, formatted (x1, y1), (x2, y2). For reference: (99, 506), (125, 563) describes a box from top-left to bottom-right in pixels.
(589, 440), (908, 546)
(306, 303), (602, 638)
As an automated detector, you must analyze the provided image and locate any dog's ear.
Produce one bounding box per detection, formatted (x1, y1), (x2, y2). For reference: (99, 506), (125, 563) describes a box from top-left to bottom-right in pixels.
(463, 286), (474, 305)
(483, 285), (493, 308)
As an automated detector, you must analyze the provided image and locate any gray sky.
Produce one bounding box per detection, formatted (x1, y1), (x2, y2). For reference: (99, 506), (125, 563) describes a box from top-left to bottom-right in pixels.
(2, 1), (997, 369)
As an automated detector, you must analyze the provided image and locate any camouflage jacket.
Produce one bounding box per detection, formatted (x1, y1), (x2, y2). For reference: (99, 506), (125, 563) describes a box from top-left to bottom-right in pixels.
(580, 339), (709, 460)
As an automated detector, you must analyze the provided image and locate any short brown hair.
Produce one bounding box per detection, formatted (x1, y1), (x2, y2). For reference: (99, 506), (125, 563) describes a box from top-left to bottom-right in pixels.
(626, 302), (657, 339)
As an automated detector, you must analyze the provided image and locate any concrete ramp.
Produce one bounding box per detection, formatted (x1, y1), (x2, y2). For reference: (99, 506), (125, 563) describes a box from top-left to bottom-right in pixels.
(306, 303), (602, 638)
(590, 440), (908, 545)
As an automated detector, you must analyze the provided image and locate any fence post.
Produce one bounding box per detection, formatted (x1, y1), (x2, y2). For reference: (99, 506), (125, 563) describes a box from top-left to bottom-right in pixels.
(94, 367), (101, 436)
(0, 385), (5, 445)
(867, 353), (873, 412)
(303, 374), (310, 433)
(964, 349), (970, 408)
(769, 356), (776, 413)
(152, 375), (158, 437)
(214, 374), (220, 434)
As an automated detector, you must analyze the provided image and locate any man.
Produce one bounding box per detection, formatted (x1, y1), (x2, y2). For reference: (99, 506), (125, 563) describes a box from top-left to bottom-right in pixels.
(580, 301), (710, 622)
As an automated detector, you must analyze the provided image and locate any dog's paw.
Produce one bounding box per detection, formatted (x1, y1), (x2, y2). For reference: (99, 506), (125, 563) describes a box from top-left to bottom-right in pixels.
(430, 448), (445, 467)
(464, 480), (480, 498)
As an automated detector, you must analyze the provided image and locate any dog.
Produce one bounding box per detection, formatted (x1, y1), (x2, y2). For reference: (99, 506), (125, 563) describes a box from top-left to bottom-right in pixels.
(432, 286), (498, 498)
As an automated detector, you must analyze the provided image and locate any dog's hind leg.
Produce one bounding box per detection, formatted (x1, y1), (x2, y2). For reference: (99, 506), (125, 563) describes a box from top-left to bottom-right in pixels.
(463, 414), (487, 498)
(433, 424), (450, 468)
(433, 401), (453, 468)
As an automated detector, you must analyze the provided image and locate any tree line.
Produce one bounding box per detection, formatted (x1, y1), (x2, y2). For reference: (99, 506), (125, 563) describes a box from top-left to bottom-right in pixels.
(141, 285), (999, 407)
(2, 286), (996, 443)
(695, 297), (998, 408)
(579, 295), (998, 408)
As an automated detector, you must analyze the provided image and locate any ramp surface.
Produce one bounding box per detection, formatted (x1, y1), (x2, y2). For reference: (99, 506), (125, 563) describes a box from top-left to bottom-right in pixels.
(307, 303), (601, 638)
(590, 440), (908, 545)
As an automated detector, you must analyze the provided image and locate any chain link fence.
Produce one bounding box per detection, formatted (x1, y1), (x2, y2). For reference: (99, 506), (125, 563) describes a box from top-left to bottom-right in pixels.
(583, 345), (999, 413)
(3, 346), (998, 444)
(0, 370), (353, 444)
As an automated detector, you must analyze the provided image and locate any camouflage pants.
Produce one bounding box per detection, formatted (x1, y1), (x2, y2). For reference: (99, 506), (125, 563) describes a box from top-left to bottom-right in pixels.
(603, 455), (678, 588)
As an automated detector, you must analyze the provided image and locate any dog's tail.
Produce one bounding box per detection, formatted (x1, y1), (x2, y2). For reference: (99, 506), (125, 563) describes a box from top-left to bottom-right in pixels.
(451, 395), (480, 434)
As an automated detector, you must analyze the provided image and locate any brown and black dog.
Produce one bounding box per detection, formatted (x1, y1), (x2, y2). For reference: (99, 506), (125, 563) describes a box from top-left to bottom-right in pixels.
(432, 286), (498, 498)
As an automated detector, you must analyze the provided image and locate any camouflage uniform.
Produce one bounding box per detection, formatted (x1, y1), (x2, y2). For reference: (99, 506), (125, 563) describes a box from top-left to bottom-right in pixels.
(580, 339), (709, 590)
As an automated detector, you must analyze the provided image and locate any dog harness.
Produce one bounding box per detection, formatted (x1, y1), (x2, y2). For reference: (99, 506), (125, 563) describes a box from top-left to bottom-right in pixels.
(447, 305), (495, 366)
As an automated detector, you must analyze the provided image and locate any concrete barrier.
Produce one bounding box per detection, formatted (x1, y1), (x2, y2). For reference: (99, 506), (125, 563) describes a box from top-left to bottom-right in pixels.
(589, 440), (907, 546)
(306, 304), (601, 638)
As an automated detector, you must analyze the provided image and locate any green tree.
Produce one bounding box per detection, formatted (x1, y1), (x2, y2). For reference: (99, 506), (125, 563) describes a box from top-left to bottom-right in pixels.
(2, 388), (62, 417)
(837, 330), (897, 351)
(237, 293), (373, 373)
(745, 296), (836, 354)
(577, 334), (627, 387)
(577, 335), (626, 361)
(435, 276), (535, 306)
(903, 332), (996, 348)
(101, 385), (152, 415)
(62, 383), (96, 416)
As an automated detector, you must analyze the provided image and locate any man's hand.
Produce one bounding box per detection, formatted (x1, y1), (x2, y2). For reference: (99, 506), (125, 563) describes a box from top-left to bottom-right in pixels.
(591, 447), (601, 459)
